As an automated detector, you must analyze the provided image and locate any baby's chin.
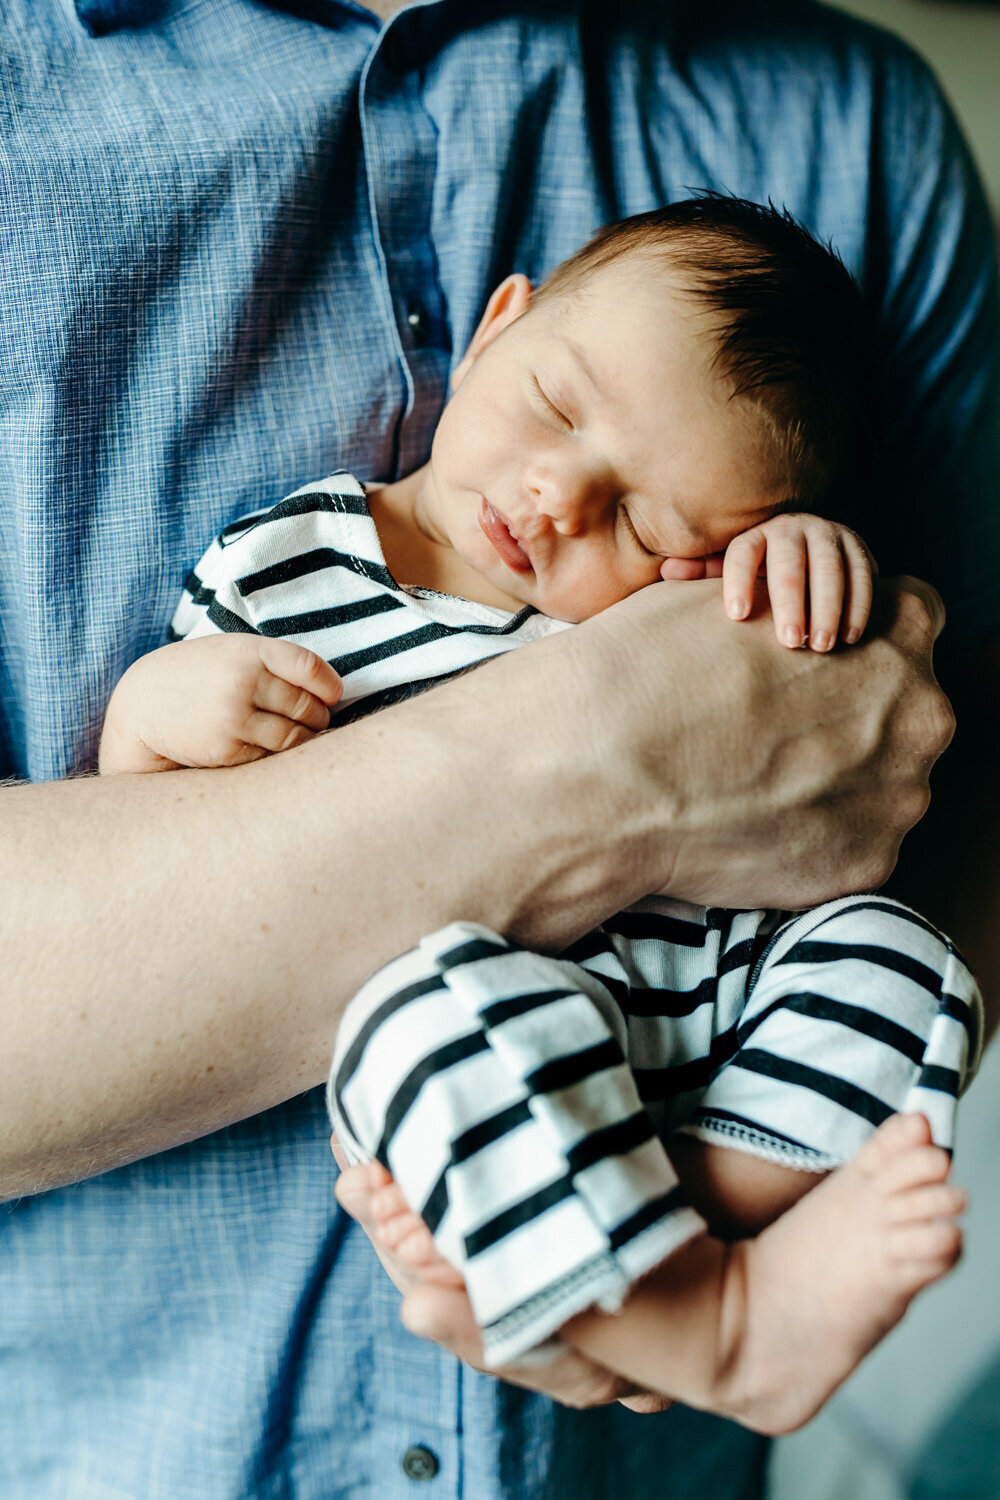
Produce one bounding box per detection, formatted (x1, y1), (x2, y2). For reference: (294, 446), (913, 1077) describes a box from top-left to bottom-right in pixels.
(533, 579), (661, 625)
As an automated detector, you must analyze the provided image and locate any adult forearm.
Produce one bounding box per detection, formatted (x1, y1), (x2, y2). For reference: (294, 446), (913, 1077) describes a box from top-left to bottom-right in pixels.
(0, 577), (949, 1195)
(0, 651), (631, 1196)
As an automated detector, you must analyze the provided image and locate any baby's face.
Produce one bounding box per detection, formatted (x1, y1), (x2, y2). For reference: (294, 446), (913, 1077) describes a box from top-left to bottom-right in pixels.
(426, 256), (788, 622)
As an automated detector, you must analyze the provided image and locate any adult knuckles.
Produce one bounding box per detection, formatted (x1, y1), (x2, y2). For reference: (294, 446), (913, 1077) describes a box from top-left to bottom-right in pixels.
(891, 577), (946, 646)
(925, 690), (956, 759)
(893, 682), (955, 764)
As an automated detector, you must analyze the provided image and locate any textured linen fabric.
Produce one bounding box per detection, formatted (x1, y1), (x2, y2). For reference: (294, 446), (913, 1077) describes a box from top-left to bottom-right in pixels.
(327, 901), (980, 1366)
(1, 0), (999, 1495)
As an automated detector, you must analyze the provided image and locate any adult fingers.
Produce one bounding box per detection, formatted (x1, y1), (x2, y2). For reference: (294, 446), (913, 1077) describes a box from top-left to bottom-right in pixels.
(401, 1285), (637, 1409)
(333, 1156), (390, 1220)
(872, 577), (955, 767)
(874, 576), (947, 651)
(330, 1134), (350, 1173)
(334, 1155), (419, 1295)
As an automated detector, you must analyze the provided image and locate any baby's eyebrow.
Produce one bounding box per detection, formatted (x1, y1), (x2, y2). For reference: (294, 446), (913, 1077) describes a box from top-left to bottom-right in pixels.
(561, 336), (604, 402)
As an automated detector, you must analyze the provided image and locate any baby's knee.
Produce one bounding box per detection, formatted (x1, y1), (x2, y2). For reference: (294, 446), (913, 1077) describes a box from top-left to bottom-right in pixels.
(771, 894), (955, 977)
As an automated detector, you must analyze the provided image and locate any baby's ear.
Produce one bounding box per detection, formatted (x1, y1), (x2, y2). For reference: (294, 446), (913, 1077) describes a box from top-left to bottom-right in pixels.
(449, 274), (533, 392)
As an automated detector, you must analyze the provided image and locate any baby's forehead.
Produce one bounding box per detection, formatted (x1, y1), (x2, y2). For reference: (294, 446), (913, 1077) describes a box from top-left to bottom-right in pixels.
(546, 256), (726, 375)
(551, 247), (688, 316)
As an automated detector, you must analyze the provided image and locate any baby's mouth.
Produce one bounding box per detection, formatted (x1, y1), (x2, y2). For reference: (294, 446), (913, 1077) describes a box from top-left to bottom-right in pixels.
(478, 499), (533, 573)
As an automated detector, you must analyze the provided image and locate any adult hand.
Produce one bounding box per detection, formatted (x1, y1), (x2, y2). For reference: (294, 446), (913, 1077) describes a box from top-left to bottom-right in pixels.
(0, 570), (949, 1197)
(332, 1140), (671, 1412)
(566, 573), (952, 912)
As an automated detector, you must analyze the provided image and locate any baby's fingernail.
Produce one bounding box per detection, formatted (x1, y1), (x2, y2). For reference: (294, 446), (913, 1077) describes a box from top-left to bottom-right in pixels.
(782, 626), (804, 648)
(728, 598), (748, 620)
(843, 627), (860, 644)
(811, 630), (831, 652)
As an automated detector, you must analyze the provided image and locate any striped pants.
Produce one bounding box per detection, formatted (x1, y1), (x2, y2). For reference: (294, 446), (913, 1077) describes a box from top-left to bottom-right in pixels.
(329, 894), (982, 1367)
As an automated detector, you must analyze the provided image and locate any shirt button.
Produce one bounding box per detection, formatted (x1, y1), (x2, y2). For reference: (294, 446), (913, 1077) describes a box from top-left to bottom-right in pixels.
(406, 303), (430, 346)
(401, 1444), (439, 1481)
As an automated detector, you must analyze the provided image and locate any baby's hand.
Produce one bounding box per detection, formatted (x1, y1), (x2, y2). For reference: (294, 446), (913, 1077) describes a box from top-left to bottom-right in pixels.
(722, 513), (875, 652)
(367, 1163), (466, 1289)
(99, 634), (343, 773)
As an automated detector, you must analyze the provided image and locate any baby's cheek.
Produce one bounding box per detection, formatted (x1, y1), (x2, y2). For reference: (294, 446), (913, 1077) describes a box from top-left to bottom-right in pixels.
(548, 559), (657, 623)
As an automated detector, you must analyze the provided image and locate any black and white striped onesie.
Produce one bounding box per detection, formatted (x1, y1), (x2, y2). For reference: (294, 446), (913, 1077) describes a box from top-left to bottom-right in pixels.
(174, 473), (983, 1367)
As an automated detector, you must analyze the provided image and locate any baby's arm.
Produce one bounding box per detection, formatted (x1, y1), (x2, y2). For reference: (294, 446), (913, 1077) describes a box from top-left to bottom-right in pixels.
(99, 634), (343, 774)
(721, 513), (874, 653)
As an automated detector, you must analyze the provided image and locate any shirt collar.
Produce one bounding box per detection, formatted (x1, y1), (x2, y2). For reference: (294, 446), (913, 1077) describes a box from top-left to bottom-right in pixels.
(72, 0), (352, 37)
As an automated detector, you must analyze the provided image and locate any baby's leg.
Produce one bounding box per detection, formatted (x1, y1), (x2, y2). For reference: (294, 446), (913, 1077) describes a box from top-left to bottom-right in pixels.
(565, 1112), (964, 1434)
(660, 895), (982, 1240)
(667, 1135), (826, 1239)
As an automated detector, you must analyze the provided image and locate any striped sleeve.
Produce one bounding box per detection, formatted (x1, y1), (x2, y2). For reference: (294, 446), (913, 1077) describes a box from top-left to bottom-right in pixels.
(167, 507), (276, 641)
(166, 473), (570, 719)
(328, 922), (705, 1369)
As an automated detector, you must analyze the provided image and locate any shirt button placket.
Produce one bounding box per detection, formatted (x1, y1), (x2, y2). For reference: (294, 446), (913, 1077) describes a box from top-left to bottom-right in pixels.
(402, 1444), (440, 1481)
(360, 13), (451, 477)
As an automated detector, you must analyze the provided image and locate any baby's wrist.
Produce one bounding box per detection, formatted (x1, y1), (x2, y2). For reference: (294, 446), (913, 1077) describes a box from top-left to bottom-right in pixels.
(99, 673), (179, 775)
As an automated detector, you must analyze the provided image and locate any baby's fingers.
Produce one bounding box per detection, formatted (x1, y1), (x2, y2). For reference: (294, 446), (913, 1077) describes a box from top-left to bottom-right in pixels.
(251, 644), (343, 742)
(840, 531), (876, 645)
(243, 710), (324, 754)
(804, 525), (847, 652)
(257, 639), (343, 708)
(722, 531), (767, 622)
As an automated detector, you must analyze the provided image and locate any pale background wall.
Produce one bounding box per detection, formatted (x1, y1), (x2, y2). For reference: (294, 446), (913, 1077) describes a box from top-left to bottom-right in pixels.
(770, 4), (999, 1496)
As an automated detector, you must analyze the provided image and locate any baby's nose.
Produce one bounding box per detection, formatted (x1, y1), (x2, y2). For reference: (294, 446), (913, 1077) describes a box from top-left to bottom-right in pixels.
(531, 478), (609, 536)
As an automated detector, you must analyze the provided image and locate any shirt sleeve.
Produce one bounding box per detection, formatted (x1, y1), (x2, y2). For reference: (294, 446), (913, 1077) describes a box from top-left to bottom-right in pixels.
(167, 510), (272, 643)
(862, 36), (1000, 653)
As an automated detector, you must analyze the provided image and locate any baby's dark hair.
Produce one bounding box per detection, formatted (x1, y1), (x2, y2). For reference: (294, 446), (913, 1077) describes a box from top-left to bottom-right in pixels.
(534, 196), (876, 514)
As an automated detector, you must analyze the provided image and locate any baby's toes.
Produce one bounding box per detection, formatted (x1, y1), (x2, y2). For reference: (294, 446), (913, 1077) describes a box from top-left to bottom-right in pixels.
(879, 1143), (953, 1198)
(371, 1182), (412, 1223)
(853, 1113), (932, 1179)
(375, 1212), (417, 1251)
(396, 1219), (441, 1266)
(373, 1206), (425, 1254)
(419, 1260), (468, 1289)
(890, 1218), (963, 1274)
(889, 1183), (966, 1226)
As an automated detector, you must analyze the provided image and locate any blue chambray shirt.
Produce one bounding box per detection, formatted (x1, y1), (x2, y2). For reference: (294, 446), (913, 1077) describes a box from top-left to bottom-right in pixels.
(0, 0), (998, 1495)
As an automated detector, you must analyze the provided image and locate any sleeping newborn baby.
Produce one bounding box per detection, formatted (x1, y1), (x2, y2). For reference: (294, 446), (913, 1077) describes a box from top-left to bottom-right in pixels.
(100, 198), (982, 1434)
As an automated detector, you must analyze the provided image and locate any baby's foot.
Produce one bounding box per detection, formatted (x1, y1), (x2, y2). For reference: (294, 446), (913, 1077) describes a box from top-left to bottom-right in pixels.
(729, 1113), (964, 1434)
(371, 1174), (466, 1288)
